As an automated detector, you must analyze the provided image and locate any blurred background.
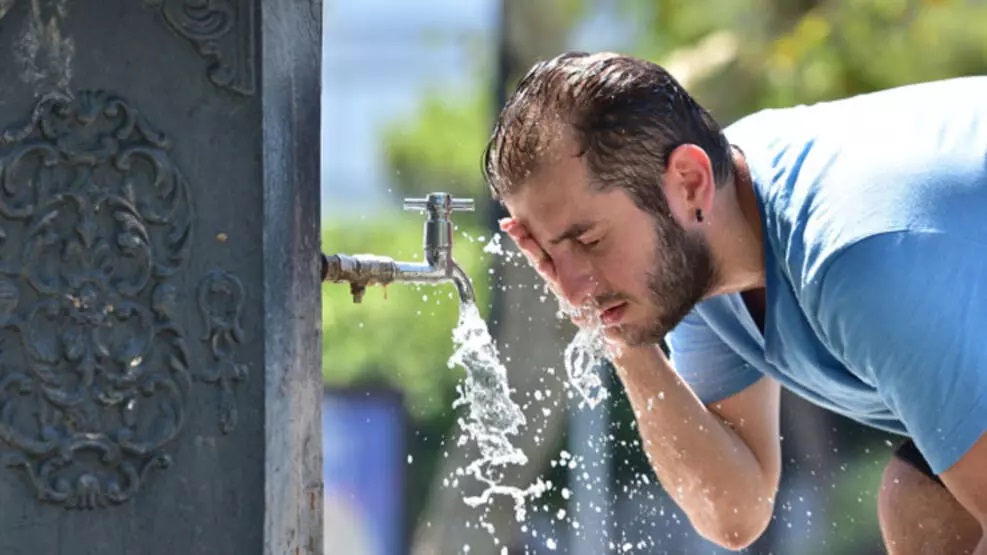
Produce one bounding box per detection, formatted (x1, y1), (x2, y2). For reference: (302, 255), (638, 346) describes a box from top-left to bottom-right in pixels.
(319, 1), (987, 553)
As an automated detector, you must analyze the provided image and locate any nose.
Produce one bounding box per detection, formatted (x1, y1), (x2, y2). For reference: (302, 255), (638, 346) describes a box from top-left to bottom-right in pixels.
(553, 253), (598, 308)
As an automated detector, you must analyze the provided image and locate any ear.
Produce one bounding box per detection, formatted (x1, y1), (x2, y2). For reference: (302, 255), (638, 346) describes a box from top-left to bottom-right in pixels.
(660, 144), (716, 226)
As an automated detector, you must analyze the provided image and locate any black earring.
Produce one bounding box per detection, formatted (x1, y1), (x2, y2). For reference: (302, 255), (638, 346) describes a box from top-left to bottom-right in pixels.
(696, 208), (704, 222)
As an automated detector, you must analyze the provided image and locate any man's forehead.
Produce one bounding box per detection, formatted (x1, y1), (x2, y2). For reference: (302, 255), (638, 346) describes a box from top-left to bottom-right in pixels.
(503, 143), (603, 232)
(507, 180), (575, 222)
(506, 152), (587, 212)
(508, 186), (601, 244)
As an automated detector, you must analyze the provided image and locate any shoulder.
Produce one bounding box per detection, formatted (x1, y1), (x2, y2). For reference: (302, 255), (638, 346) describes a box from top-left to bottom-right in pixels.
(724, 77), (987, 149)
(723, 107), (797, 147)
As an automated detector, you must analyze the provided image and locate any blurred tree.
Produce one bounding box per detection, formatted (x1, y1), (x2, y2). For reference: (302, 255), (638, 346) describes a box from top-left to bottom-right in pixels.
(620, 0), (987, 121)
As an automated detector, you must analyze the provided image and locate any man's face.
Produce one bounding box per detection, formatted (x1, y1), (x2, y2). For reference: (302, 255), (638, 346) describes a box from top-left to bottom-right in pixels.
(505, 151), (715, 346)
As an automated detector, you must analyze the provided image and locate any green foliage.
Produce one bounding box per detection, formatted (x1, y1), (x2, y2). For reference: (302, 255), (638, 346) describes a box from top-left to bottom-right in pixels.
(756, 0), (987, 107)
(620, 0), (745, 54)
(622, 0), (987, 118)
(382, 88), (493, 200)
(321, 212), (494, 420)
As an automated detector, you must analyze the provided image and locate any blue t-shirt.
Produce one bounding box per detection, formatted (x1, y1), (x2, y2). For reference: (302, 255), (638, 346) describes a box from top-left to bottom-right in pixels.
(665, 77), (987, 474)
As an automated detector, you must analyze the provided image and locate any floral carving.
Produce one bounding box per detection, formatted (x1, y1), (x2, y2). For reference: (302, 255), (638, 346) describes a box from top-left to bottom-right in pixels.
(198, 269), (246, 434)
(145, 0), (257, 96)
(0, 91), (244, 509)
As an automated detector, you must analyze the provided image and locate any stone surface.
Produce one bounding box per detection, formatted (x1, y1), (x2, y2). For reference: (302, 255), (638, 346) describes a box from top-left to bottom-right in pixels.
(0, 1), (322, 553)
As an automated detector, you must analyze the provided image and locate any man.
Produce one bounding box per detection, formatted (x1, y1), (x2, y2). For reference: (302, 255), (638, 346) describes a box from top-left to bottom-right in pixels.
(483, 51), (987, 554)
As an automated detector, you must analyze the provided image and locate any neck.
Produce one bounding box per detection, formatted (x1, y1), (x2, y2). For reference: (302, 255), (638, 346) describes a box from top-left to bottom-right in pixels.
(704, 147), (766, 298)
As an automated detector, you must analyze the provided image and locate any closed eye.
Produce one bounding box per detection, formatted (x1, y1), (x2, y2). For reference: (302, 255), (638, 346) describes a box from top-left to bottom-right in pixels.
(579, 235), (604, 249)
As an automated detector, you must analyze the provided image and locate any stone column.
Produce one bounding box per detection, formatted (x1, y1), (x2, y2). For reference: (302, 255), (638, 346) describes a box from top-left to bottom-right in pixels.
(0, 1), (323, 553)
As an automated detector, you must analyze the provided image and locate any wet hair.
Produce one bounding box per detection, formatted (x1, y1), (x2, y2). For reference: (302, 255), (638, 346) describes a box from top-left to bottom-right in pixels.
(482, 51), (733, 216)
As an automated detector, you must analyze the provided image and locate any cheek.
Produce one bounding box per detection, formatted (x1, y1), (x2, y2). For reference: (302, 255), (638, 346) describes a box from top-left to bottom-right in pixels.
(599, 245), (654, 297)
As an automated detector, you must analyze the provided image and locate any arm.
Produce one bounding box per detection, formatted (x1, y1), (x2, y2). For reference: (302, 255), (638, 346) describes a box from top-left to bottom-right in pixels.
(942, 437), (987, 554)
(612, 345), (781, 551)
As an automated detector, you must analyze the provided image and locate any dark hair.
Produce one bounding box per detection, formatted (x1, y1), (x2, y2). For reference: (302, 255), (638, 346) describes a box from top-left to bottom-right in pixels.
(482, 51), (733, 216)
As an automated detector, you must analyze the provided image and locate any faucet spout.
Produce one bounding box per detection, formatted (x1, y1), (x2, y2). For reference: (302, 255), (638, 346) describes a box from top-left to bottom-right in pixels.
(450, 262), (476, 305)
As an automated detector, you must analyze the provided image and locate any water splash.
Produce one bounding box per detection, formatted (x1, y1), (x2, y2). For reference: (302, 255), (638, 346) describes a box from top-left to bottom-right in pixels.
(475, 230), (613, 417)
(562, 328), (610, 409)
(555, 298), (612, 409)
(448, 301), (550, 521)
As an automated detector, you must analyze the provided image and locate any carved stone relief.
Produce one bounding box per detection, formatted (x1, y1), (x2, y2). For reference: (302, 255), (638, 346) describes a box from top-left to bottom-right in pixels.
(144, 0), (257, 96)
(0, 91), (246, 509)
(197, 269), (246, 434)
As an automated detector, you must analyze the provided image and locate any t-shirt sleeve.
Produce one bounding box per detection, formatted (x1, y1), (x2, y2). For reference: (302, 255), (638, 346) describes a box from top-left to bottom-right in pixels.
(812, 231), (987, 474)
(664, 308), (764, 405)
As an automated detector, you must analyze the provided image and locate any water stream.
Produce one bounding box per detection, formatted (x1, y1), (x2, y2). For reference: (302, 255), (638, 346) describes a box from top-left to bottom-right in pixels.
(446, 301), (547, 521)
(444, 263), (613, 538)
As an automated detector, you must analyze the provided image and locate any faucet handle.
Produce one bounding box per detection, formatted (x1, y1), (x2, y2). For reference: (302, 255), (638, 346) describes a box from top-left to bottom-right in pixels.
(449, 198), (475, 212)
(403, 192), (474, 217)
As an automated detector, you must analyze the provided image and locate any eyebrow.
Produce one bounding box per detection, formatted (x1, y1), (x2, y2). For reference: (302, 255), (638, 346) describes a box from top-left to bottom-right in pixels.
(549, 221), (595, 245)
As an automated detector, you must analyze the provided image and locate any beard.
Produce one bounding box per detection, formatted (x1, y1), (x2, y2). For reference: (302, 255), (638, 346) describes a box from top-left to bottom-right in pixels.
(613, 214), (716, 347)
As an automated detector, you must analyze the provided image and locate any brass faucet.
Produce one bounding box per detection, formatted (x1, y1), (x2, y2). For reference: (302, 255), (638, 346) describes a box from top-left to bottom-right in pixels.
(321, 192), (477, 304)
